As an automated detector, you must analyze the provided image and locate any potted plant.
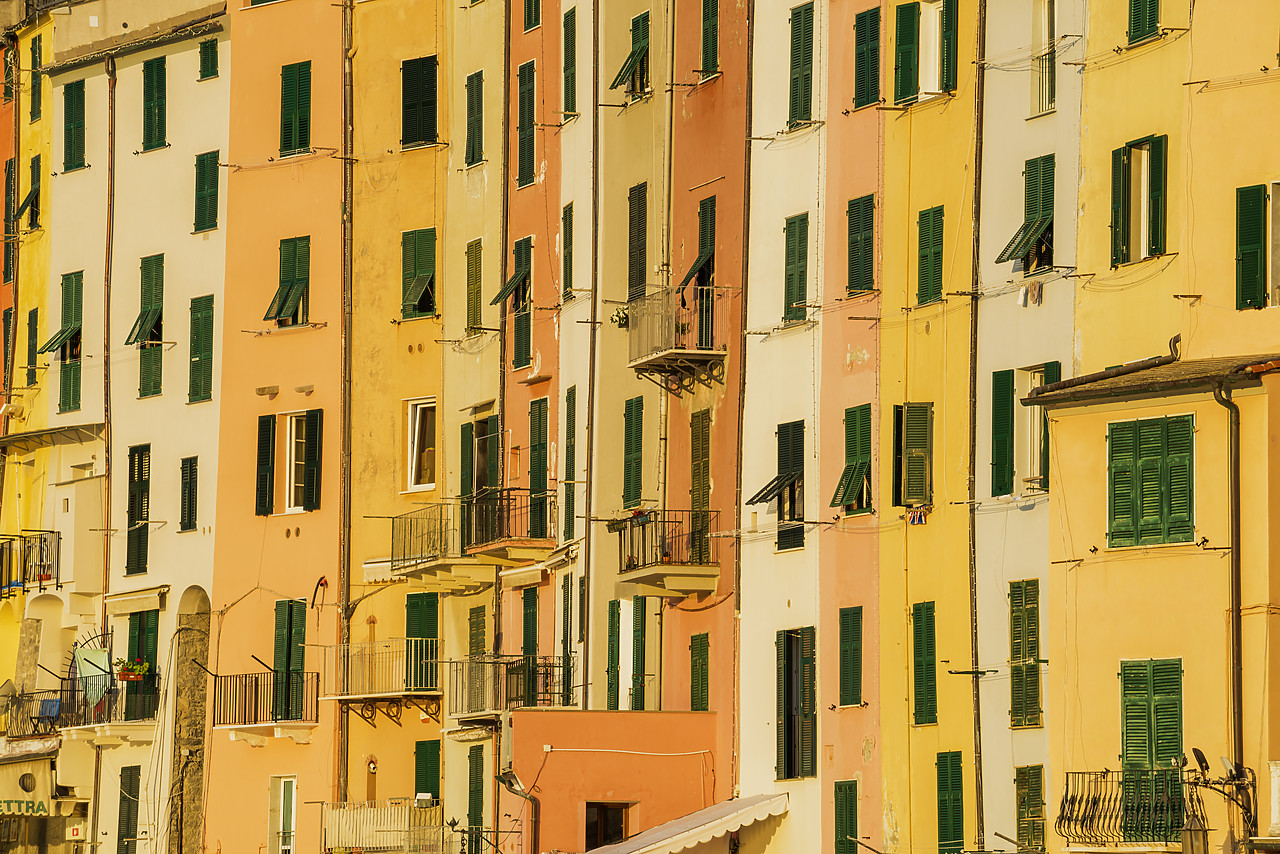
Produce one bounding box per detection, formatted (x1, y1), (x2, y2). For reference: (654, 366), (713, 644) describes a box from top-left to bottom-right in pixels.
(114, 658), (150, 682)
(610, 306), (629, 328)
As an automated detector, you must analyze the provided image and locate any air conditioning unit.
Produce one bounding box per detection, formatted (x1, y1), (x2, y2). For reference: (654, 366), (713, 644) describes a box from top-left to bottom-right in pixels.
(500, 714), (514, 772)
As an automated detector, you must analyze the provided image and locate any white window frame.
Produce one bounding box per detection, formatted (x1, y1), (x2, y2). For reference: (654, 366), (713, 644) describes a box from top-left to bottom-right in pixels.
(1020, 367), (1046, 493)
(1268, 181), (1280, 306)
(918, 1), (944, 99)
(1128, 142), (1153, 260)
(1030, 0), (1056, 115)
(407, 399), (437, 492)
(284, 412), (307, 512)
(269, 775), (297, 854)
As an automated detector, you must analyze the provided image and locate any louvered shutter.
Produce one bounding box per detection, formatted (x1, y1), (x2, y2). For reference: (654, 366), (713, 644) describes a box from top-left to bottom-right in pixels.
(1165, 415), (1193, 542)
(607, 600), (620, 709)
(286, 599), (305, 717)
(691, 408), (711, 561)
(577, 576), (585, 642)
(25, 308), (36, 388)
(200, 39), (218, 79)
(854, 10), (879, 108)
(902, 402), (931, 504)
(991, 370), (1014, 496)
(195, 151), (219, 232)
(1040, 361), (1060, 489)
(466, 72), (483, 165)
(1023, 581), (1041, 725)
(517, 62), (535, 186)
(835, 780), (858, 854)
(631, 596), (646, 709)
(689, 633), (709, 711)
(272, 600), (290, 717)
(1111, 147), (1131, 265)
(468, 606), (485, 656)
(467, 745), (484, 832)
(125, 447), (150, 573)
(1120, 660), (1153, 767)
(419, 228), (436, 314)
(1236, 185), (1268, 309)
(302, 408), (323, 510)
(839, 606), (862, 706)
(561, 575), (572, 703)
(702, 0), (718, 73)
(142, 57), (166, 151)
(522, 586), (538, 658)
(281, 63), (298, 153)
(28, 37), (40, 122)
(775, 631), (787, 778)
(1151, 659), (1182, 766)
(784, 214), (808, 320)
(1, 307), (10, 386)
(564, 10), (577, 113)
(798, 625), (816, 776)
(1039, 154), (1055, 220)
(466, 239), (482, 331)
(4, 158), (14, 283)
(1108, 421), (1137, 546)
(562, 204), (574, 300)
(1136, 419), (1165, 544)
(415, 740), (441, 799)
(628, 183), (647, 301)
(937, 751), (963, 854)
(402, 58), (422, 145)
(913, 602), (936, 724)
(64, 80), (85, 170)
(623, 396), (643, 507)
(895, 3), (920, 103)
(787, 4), (814, 124)
(1148, 135), (1167, 255)
(918, 206), (943, 304)
(513, 238), (533, 367)
(460, 421), (474, 499)
(1010, 582), (1027, 725)
(777, 420), (805, 550)
(848, 195), (874, 293)
(189, 295), (214, 403)
(180, 457), (197, 531)
(118, 765), (141, 854)
(564, 386), (577, 540)
(255, 415), (276, 516)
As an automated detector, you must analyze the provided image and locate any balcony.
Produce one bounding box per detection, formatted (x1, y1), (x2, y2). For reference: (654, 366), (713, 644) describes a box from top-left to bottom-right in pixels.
(463, 489), (557, 563)
(7, 690), (64, 740)
(391, 503), (497, 592)
(321, 638), (443, 725)
(447, 655), (575, 721)
(609, 509), (720, 596)
(210, 671), (319, 746)
(321, 798), (452, 853)
(0, 531), (61, 598)
(60, 675), (162, 746)
(627, 287), (727, 394)
(1057, 769), (1208, 846)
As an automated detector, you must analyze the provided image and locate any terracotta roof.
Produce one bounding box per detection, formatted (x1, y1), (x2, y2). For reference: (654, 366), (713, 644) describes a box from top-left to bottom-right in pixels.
(1023, 353), (1280, 407)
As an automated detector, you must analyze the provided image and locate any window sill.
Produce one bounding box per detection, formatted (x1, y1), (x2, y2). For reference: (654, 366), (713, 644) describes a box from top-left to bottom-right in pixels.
(1105, 538), (1195, 553)
(187, 397), (212, 405)
(138, 393), (161, 400)
(694, 71), (722, 88)
(192, 226), (218, 235)
(911, 720), (938, 728)
(523, 22), (542, 33)
(1112, 251), (1176, 270)
(843, 507), (874, 518)
(176, 527), (198, 534)
(398, 313), (438, 323)
(244, 0), (290, 9)
(400, 485), (437, 496)
(278, 148), (313, 159)
(198, 74), (219, 82)
(1026, 108), (1056, 121)
(464, 158), (487, 170)
(848, 100), (879, 114)
(1010, 721), (1044, 730)
(275, 508), (308, 517)
(401, 140), (446, 153)
(838, 701), (869, 710)
(140, 143), (169, 154)
(773, 545), (805, 555)
(515, 178), (535, 190)
(62, 164), (88, 174)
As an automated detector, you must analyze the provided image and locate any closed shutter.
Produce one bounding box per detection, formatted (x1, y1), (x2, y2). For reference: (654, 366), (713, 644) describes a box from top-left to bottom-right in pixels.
(606, 599), (620, 709)
(255, 414), (276, 515)
(1236, 185), (1268, 309)
(125, 447), (150, 574)
(189, 295), (214, 403)
(848, 194), (875, 293)
(561, 574), (572, 704)
(562, 204), (574, 299)
(1108, 420), (1137, 546)
(1, 307), (10, 386)
(280, 61), (311, 154)
(525, 0), (540, 30)
(27, 155), (39, 229)
(142, 57), (166, 151)
(468, 606), (485, 656)
(1128, 0), (1159, 43)
(937, 751), (964, 854)
(564, 9), (577, 113)
(939, 0), (957, 91)
(466, 72), (483, 165)
(628, 183), (647, 301)
(1120, 660), (1153, 767)
(273, 600), (290, 717)
(835, 780), (858, 854)
(63, 79), (85, 170)
(854, 10), (880, 108)
(529, 398), (549, 536)
(631, 596), (646, 710)
(691, 409), (711, 561)
(1165, 415), (1193, 542)
(839, 606), (862, 706)
(25, 309), (36, 388)
(1135, 419), (1165, 544)
(194, 150), (219, 232)
(564, 385), (577, 540)
(1010, 580), (1041, 726)
(797, 626), (816, 776)
(991, 370), (1014, 496)
(522, 586), (538, 658)
(917, 206), (943, 304)
(702, 0), (718, 74)
(406, 592), (439, 640)
(117, 765), (141, 854)
(1038, 154), (1055, 220)
(1148, 135), (1167, 255)
(577, 576), (585, 642)
(1151, 659), (1182, 766)
(199, 39), (218, 80)
(1110, 146), (1131, 265)
(1016, 766), (1046, 850)
(689, 633), (709, 711)
(902, 402), (932, 505)
(467, 745), (484, 833)
(28, 37), (40, 122)
(623, 396), (643, 507)
(787, 3), (814, 125)
(414, 740), (441, 800)
(1039, 361), (1060, 489)
(775, 631), (787, 778)
(179, 457), (197, 531)
(912, 601), (936, 724)
(302, 408), (323, 510)
(138, 254), (164, 399)
(783, 213), (808, 320)
(4, 158), (13, 282)
(517, 62), (535, 186)
(466, 239), (482, 331)
(288, 599), (306, 717)
(894, 3), (920, 103)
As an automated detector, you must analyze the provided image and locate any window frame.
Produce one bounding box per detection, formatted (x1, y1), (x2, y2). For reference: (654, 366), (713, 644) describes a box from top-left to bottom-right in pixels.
(199, 38), (219, 80)
(1106, 414), (1193, 548)
(269, 775), (298, 854)
(585, 803), (628, 850)
(1030, 0), (1055, 115)
(1110, 135), (1168, 266)
(407, 399), (437, 492)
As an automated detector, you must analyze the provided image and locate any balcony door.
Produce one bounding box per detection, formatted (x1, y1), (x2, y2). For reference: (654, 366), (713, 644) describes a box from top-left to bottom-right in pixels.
(1120, 658), (1184, 842)
(405, 592), (438, 691)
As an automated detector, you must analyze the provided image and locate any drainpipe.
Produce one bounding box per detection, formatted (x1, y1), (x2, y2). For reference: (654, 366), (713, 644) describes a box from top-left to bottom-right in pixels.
(580, 0), (600, 710)
(498, 770), (539, 854)
(494, 0), (512, 662)
(338, 0), (355, 803)
(967, 0), (989, 846)
(1212, 382), (1243, 774)
(0, 32), (21, 539)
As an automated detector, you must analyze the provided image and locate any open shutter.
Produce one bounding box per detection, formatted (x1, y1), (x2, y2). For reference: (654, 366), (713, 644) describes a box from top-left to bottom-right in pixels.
(1148, 135), (1167, 255)
(775, 631), (786, 778)
(798, 626), (816, 776)
(302, 408), (323, 511)
(702, 0), (718, 73)
(255, 415), (275, 516)
(848, 195), (875, 293)
(1040, 361), (1060, 489)
(272, 600), (289, 717)
(628, 183), (647, 301)
(1120, 660), (1153, 767)
(577, 577), (586, 642)
(402, 58), (422, 145)
(839, 606), (862, 706)
(940, 0), (957, 91)
(835, 780), (858, 854)
(415, 740), (441, 799)
(288, 599), (305, 716)
(894, 3), (920, 103)
(118, 765), (141, 854)
(991, 370), (1014, 496)
(189, 295), (214, 403)
(788, 5), (805, 123)
(1108, 421), (1137, 546)
(1136, 419), (1165, 544)
(1164, 415), (1193, 542)
(902, 402), (931, 504)
(607, 600), (620, 709)
(1111, 147), (1131, 265)
(564, 9), (577, 113)
(631, 596), (646, 709)
(280, 63), (298, 153)
(1236, 185), (1268, 309)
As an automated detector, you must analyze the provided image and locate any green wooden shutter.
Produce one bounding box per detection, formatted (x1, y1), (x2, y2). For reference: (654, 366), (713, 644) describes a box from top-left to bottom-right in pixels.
(784, 213), (808, 320)
(839, 606), (863, 706)
(564, 9), (577, 113)
(517, 62), (535, 186)
(562, 204), (574, 299)
(25, 308), (36, 387)
(787, 3), (814, 125)
(524, 0), (540, 30)
(468, 606), (485, 656)
(281, 61), (311, 154)
(1128, 0), (1159, 43)
(937, 751), (964, 854)
(854, 10), (880, 108)
(402, 58), (422, 145)
(607, 599), (620, 709)
(835, 780), (858, 854)
(466, 71), (483, 165)
(460, 421), (474, 500)
(848, 194), (875, 293)
(623, 396), (643, 507)
(1016, 766), (1046, 850)
(912, 601), (936, 724)
(531, 398), (549, 536)
(702, 0), (718, 73)
(466, 239), (482, 331)
(895, 3), (920, 103)
(1165, 415), (1193, 543)
(513, 238), (532, 367)
(939, 0), (957, 91)
(1039, 361), (1060, 489)
(1120, 660), (1153, 767)
(189, 295), (214, 403)
(414, 740), (441, 799)
(125, 446), (150, 573)
(142, 57), (166, 151)
(631, 596), (647, 709)
(991, 370), (1014, 496)
(1150, 659), (1182, 766)
(27, 155), (39, 230)
(577, 576), (586, 642)
(1236, 185), (1268, 309)
(564, 385), (577, 540)
(195, 151), (219, 232)
(180, 456), (197, 531)
(1039, 154), (1055, 220)
(272, 600), (290, 715)
(421, 57), (438, 144)
(917, 206), (943, 304)
(1108, 420), (1137, 546)
(4, 157), (14, 283)
(63, 79), (85, 170)
(628, 183), (647, 301)
(561, 574), (572, 703)
(199, 39), (218, 80)
(775, 631), (787, 778)
(1111, 146), (1131, 265)
(1010, 582), (1026, 725)
(302, 408), (323, 510)
(287, 599), (305, 717)
(689, 633), (709, 711)
(902, 402), (932, 504)
(467, 744), (484, 833)
(1136, 419), (1165, 544)
(1148, 135), (1167, 256)
(1, 307), (11, 386)
(691, 408), (710, 510)
(255, 414), (276, 516)
(28, 37), (39, 122)
(522, 585), (538, 658)
(117, 765), (141, 854)
(797, 625), (816, 776)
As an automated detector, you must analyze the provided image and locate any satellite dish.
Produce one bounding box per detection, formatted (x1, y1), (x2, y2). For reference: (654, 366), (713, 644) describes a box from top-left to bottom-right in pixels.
(1221, 756), (1235, 778)
(1192, 747), (1210, 775)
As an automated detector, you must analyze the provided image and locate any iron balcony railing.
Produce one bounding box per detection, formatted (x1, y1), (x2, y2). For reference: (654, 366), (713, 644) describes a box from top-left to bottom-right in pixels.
(463, 488), (557, 549)
(7, 690), (63, 739)
(62, 674), (162, 727)
(211, 671), (320, 727)
(627, 286), (728, 364)
(321, 798), (447, 853)
(0, 531), (61, 598)
(447, 655), (575, 718)
(326, 638), (442, 698)
(613, 509), (719, 572)
(392, 503), (464, 574)
(1057, 769), (1208, 845)
(1034, 48), (1056, 114)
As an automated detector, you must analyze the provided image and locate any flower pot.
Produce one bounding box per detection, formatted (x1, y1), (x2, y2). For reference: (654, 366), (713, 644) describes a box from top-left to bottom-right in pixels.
(117, 672), (144, 682)
(36, 574), (51, 582)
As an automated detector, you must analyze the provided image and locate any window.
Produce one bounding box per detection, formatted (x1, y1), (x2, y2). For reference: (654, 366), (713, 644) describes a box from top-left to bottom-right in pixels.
(1030, 362), (1059, 489)
(466, 745), (484, 854)
(783, 213), (808, 321)
(689, 632), (709, 711)
(1127, 0), (1159, 44)
(937, 751), (964, 854)
(832, 404), (872, 513)
(609, 13), (651, 100)
(560, 574), (573, 704)
(414, 740), (441, 801)
(631, 595), (646, 709)
(22, 155), (40, 229)
(199, 38), (218, 80)
(1236, 184), (1269, 310)
(853, 10), (880, 108)
(268, 776), (297, 854)
(180, 456), (197, 532)
(498, 237), (533, 367)
(468, 606), (486, 657)
(402, 56), (438, 147)
(775, 626), (815, 779)
(25, 308), (36, 387)
(265, 236), (310, 326)
(126, 445), (151, 573)
(847, 194), (875, 293)
(189, 295), (214, 403)
(586, 803), (627, 850)
(997, 155), (1054, 272)
(747, 420), (805, 548)
(408, 401), (436, 490)
(991, 370), (1014, 496)
(893, 1), (957, 104)
(517, 61), (535, 186)
(1, 308), (10, 385)
(893, 402), (932, 505)
(3, 158), (12, 282)
(125, 254), (164, 398)
(194, 150), (219, 231)
(912, 601), (936, 724)
(1110, 135), (1167, 265)
(459, 417), (498, 500)
(522, 588), (539, 666)
(1119, 659), (1182, 769)
(690, 409), (711, 561)
(1031, 0), (1055, 113)
(280, 61), (312, 155)
(525, 0), (541, 30)
(1015, 766), (1046, 851)
(273, 599), (306, 720)
(401, 228), (437, 318)
(39, 272), (83, 413)
(917, 205), (943, 303)
(678, 197), (717, 348)
(466, 239), (482, 333)
(529, 397), (549, 537)
(839, 606), (863, 706)
(701, 0), (718, 75)
(286, 409), (324, 512)
(835, 780), (858, 854)
(29, 36), (40, 122)
(622, 395), (643, 507)
(118, 766), (141, 854)
(465, 72), (483, 165)
(788, 3), (814, 125)
(1009, 579), (1041, 726)
(63, 80), (85, 170)
(125, 610), (159, 690)
(142, 57), (166, 151)
(406, 592), (439, 690)
(606, 599), (620, 709)
(628, 183), (647, 301)
(564, 10), (577, 113)
(562, 204), (574, 300)
(1107, 414), (1192, 547)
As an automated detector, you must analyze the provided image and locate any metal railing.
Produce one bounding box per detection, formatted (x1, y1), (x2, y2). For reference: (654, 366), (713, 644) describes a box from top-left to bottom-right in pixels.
(1034, 48), (1056, 114)
(1057, 769), (1207, 845)
(392, 503), (464, 574)
(327, 638), (442, 698)
(61, 674), (162, 726)
(447, 655), (575, 718)
(7, 690), (63, 739)
(321, 798), (448, 853)
(504, 655), (574, 710)
(448, 656), (505, 718)
(211, 671), (319, 727)
(628, 286), (728, 364)
(0, 531), (61, 598)
(463, 488), (557, 549)
(614, 509), (719, 572)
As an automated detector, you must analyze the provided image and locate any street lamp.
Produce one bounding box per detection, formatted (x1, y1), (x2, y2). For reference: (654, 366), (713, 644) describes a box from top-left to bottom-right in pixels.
(1181, 810), (1208, 854)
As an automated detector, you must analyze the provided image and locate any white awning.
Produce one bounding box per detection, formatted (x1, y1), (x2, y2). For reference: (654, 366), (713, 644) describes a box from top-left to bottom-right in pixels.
(104, 585), (170, 616)
(590, 793), (788, 854)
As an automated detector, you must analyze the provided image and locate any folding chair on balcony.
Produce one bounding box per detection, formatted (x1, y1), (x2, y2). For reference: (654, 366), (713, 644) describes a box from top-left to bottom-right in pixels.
(33, 697), (60, 732)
